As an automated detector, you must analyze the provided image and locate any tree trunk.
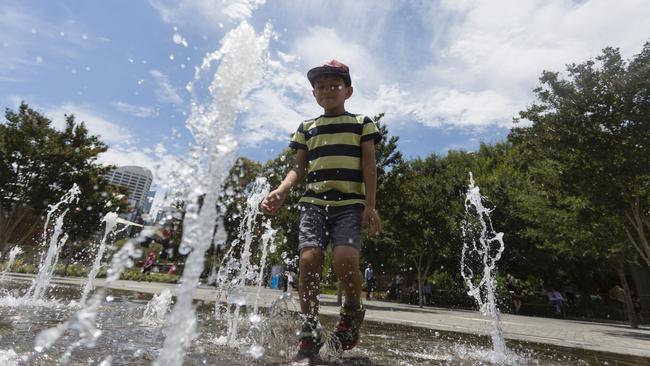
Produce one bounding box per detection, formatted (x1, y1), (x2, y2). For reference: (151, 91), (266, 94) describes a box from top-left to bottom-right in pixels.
(0, 207), (42, 253)
(616, 257), (638, 329)
(16, 219), (42, 246)
(624, 197), (650, 267)
(417, 271), (423, 308)
(412, 254), (424, 308)
(0, 208), (7, 254)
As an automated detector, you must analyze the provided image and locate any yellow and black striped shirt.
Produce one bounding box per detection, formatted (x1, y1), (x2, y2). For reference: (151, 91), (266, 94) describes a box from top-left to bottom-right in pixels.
(289, 112), (381, 207)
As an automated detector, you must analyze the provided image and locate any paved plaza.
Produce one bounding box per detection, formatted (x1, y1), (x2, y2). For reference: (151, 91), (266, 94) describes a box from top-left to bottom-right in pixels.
(4, 273), (650, 359)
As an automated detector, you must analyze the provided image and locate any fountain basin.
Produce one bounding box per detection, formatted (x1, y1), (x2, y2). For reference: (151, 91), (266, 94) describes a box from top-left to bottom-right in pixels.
(1, 276), (649, 365)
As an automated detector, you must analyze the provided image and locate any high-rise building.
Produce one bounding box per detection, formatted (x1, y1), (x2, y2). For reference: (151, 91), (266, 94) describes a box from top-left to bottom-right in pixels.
(105, 166), (153, 212)
(144, 190), (156, 214)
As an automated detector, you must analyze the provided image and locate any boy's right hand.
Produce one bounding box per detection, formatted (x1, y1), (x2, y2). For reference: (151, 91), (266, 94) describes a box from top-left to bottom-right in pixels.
(260, 189), (287, 215)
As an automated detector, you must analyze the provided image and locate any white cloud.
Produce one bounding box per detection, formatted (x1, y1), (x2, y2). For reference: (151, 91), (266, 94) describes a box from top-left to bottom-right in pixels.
(46, 103), (134, 145)
(292, 27), (385, 89)
(112, 101), (158, 118)
(150, 69), (184, 105)
(429, 0), (650, 93)
(239, 87), (307, 145)
(148, 0), (266, 29)
(271, 0), (650, 131)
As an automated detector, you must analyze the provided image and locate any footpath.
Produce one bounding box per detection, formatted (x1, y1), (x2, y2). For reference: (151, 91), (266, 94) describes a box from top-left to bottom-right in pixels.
(3, 273), (650, 358)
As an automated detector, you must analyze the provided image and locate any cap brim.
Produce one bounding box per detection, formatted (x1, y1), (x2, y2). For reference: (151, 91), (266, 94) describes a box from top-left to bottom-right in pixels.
(307, 66), (351, 86)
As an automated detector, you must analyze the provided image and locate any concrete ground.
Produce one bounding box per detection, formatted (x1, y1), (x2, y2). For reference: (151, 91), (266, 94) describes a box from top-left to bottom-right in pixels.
(3, 273), (650, 359)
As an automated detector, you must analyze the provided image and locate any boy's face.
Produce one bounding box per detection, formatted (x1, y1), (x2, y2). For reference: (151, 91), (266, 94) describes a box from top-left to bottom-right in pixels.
(312, 75), (353, 112)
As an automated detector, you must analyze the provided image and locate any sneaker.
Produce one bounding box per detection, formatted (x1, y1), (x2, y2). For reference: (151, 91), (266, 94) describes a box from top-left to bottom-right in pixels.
(292, 321), (324, 364)
(333, 303), (365, 351)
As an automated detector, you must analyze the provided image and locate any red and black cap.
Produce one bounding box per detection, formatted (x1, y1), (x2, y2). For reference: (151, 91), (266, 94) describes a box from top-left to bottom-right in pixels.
(307, 60), (351, 87)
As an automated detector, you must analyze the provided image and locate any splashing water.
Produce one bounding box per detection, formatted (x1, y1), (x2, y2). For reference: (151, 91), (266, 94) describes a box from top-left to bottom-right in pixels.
(32, 239), (142, 361)
(253, 219), (277, 314)
(0, 349), (19, 365)
(79, 212), (119, 305)
(24, 184), (81, 302)
(0, 246), (23, 280)
(212, 178), (269, 346)
(143, 289), (174, 325)
(250, 293), (302, 359)
(154, 21), (271, 366)
(460, 172), (507, 359)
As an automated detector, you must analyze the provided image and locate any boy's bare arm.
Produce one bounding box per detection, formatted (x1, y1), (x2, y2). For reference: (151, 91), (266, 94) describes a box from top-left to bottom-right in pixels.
(261, 149), (308, 215)
(361, 140), (381, 235)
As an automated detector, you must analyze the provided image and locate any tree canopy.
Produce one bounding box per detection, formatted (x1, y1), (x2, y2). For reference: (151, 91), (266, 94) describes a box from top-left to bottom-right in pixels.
(0, 102), (127, 254)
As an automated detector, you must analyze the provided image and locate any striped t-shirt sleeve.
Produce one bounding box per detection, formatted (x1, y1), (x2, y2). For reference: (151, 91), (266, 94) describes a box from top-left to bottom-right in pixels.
(361, 116), (382, 144)
(289, 122), (307, 150)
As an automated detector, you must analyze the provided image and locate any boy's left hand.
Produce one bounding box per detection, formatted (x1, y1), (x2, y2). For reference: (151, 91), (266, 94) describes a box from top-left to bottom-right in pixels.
(362, 206), (382, 236)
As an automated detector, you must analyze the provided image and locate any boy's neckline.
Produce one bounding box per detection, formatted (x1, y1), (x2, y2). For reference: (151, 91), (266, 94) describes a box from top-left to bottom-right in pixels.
(320, 111), (354, 118)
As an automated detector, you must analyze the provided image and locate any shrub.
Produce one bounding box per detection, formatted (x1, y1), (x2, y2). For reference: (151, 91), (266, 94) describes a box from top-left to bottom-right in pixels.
(14, 263), (38, 274)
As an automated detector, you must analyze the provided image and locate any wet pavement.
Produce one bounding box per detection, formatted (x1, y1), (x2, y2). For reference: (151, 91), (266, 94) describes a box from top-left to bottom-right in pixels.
(1, 273), (650, 365)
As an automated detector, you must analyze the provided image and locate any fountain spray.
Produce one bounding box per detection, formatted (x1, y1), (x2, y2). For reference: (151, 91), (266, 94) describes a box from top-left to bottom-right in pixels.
(460, 172), (507, 357)
(0, 246), (23, 281)
(24, 184), (81, 302)
(154, 21), (270, 366)
(79, 212), (119, 305)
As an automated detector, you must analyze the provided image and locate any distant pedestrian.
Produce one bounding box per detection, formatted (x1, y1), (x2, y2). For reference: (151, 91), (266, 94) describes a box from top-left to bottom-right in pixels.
(507, 275), (524, 314)
(408, 283), (419, 304)
(142, 251), (156, 274)
(632, 292), (644, 323)
(544, 287), (565, 317)
(422, 280), (433, 305)
(387, 280), (397, 300)
(364, 264), (375, 300)
(167, 262), (177, 275)
(563, 283), (576, 308)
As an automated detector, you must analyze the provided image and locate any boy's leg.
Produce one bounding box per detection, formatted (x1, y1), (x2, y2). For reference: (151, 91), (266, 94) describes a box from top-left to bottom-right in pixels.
(331, 245), (365, 351)
(293, 204), (329, 362)
(293, 247), (325, 363)
(332, 246), (362, 307)
(298, 247), (325, 319)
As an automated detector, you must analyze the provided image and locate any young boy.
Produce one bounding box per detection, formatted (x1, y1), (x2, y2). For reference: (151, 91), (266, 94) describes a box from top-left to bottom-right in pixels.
(261, 59), (382, 363)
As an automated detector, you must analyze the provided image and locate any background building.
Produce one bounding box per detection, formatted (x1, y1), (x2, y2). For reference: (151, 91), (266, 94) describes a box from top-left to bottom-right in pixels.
(144, 190), (156, 215)
(105, 166), (153, 218)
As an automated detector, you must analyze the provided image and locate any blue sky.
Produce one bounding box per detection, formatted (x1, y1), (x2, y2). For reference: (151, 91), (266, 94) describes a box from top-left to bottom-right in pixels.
(2, 0), (650, 190)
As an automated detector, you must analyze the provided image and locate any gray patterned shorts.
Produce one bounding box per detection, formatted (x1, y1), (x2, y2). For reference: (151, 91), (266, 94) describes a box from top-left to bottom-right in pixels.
(298, 203), (363, 252)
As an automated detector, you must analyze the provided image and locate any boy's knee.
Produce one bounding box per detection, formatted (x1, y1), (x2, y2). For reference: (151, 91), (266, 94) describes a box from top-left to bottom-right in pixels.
(299, 247), (324, 269)
(332, 246), (359, 265)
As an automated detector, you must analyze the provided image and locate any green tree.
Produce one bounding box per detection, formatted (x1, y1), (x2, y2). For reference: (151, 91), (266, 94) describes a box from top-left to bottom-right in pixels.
(514, 44), (650, 327)
(0, 102), (126, 255)
(220, 157), (264, 240)
(379, 151), (472, 307)
(363, 114), (404, 278)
